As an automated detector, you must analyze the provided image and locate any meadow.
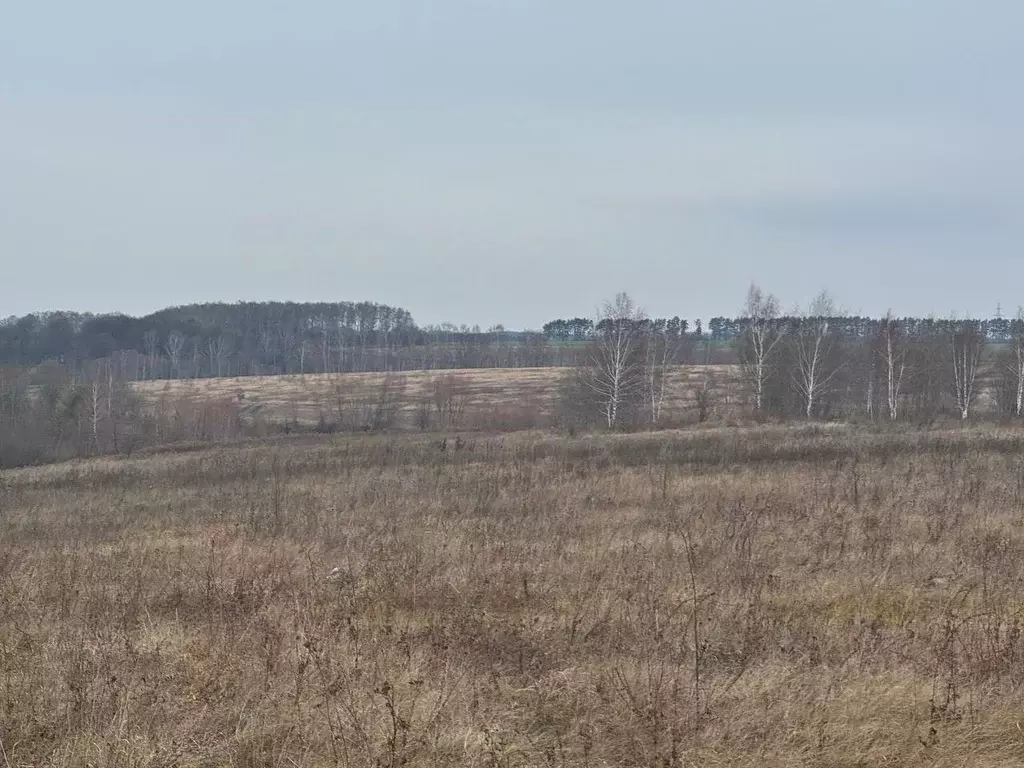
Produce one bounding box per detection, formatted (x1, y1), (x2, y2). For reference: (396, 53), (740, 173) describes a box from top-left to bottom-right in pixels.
(131, 365), (739, 431)
(4, 423), (1024, 765)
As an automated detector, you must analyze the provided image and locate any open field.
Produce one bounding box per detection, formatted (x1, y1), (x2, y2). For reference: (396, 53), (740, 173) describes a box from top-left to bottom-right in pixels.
(5, 424), (1024, 765)
(132, 366), (741, 429)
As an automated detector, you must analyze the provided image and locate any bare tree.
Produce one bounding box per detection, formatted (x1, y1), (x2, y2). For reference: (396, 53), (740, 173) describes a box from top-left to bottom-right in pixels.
(143, 330), (159, 380)
(379, 308), (393, 372)
(1004, 309), (1024, 417)
(85, 360), (106, 453)
(583, 293), (647, 428)
(208, 335), (229, 378)
(790, 291), (844, 419)
(107, 357), (121, 452)
(738, 284), (784, 413)
(334, 325), (347, 373)
(189, 335), (202, 378)
(644, 317), (686, 425)
(258, 323), (277, 373)
(878, 312), (908, 421)
(165, 331), (185, 379)
(694, 338), (718, 423)
(278, 327), (299, 374)
(364, 373), (407, 430)
(951, 319), (985, 420)
(862, 338), (878, 421)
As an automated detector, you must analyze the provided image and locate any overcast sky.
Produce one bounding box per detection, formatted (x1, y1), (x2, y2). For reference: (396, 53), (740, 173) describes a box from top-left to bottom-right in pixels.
(2, 1), (1022, 328)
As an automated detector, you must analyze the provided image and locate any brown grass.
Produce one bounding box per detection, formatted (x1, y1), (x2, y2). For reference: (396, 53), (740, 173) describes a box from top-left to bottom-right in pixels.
(4, 423), (1024, 765)
(132, 366), (740, 429)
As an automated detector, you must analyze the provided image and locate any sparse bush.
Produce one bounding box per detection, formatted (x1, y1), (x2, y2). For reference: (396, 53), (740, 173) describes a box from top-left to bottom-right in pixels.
(552, 368), (603, 433)
(432, 373), (467, 429)
(414, 398), (432, 430)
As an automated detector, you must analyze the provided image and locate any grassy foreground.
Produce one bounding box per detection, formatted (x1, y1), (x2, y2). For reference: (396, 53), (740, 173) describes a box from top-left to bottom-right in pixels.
(3, 425), (1024, 766)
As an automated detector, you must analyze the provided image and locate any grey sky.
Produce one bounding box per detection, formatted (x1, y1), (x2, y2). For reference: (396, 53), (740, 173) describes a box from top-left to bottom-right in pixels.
(2, 1), (1022, 328)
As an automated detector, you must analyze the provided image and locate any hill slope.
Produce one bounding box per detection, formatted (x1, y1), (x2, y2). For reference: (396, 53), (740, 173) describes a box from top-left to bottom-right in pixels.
(133, 365), (740, 429)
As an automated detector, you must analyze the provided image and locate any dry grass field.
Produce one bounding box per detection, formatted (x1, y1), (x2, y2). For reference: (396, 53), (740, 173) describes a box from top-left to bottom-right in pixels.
(4, 424), (1024, 765)
(132, 366), (739, 429)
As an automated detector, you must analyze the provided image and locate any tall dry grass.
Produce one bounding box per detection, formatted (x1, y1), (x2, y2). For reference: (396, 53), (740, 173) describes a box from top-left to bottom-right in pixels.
(3, 424), (1024, 765)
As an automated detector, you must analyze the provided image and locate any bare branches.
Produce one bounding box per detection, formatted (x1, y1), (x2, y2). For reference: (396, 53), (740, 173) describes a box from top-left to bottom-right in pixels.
(877, 312), (908, 421)
(1001, 308), (1024, 417)
(582, 293), (648, 428)
(164, 331), (185, 379)
(738, 284), (785, 413)
(208, 335), (230, 378)
(789, 291), (845, 419)
(951, 319), (985, 420)
(644, 317), (687, 425)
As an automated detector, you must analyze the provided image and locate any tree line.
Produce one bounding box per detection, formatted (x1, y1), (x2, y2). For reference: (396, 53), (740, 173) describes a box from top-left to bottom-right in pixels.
(4, 286), (1024, 469)
(543, 312), (1021, 344)
(7, 296), (1019, 384)
(0, 301), (580, 377)
(567, 286), (1024, 429)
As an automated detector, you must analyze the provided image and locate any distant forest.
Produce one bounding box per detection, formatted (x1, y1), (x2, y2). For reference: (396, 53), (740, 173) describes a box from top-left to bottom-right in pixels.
(0, 301), (551, 376)
(3, 299), (1021, 380)
(4, 291), (1024, 468)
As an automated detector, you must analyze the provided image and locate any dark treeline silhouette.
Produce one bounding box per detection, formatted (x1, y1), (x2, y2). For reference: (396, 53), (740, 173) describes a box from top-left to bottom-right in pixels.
(1, 301), (416, 374)
(0, 301), (577, 377)
(6, 299), (1020, 381)
(705, 314), (1022, 343)
(543, 314), (1022, 344)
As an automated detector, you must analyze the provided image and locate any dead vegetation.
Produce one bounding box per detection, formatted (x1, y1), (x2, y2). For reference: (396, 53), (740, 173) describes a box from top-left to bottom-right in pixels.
(4, 424), (1024, 764)
(132, 365), (740, 433)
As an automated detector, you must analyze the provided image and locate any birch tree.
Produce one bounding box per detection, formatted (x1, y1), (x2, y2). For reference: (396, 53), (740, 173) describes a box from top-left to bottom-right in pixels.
(165, 331), (185, 379)
(877, 312), (908, 421)
(584, 293), (647, 428)
(951, 319), (985, 420)
(1009, 309), (1024, 417)
(738, 284), (784, 412)
(790, 291), (844, 419)
(208, 335), (229, 378)
(107, 357), (120, 452)
(86, 360), (105, 453)
(645, 317), (686, 424)
(143, 330), (159, 379)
